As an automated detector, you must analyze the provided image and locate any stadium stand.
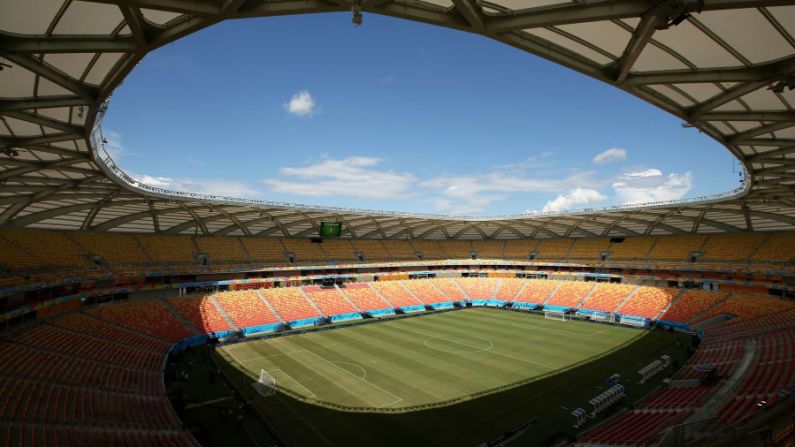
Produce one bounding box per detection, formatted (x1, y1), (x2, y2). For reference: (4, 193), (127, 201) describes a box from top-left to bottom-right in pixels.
(616, 287), (676, 319)
(341, 283), (391, 311)
(568, 238), (610, 260)
(380, 240), (418, 260)
(402, 280), (450, 304)
(260, 287), (321, 321)
(0, 228), (88, 268)
(303, 286), (358, 316)
(70, 231), (150, 265)
(51, 313), (171, 353)
(660, 290), (729, 323)
(750, 232), (795, 263)
(167, 295), (232, 334)
(580, 283), (636, 313)
(87, 300), (194, 342)
(648, 235), (706, 261)
(546, 281), (594, 308)
(350, 240), (391, 261)
(370, 281), (423, 307)
(692, 294), (795, 324)
(700, 234), (769, 262)
(194, 236), (248, 262)
(456, 277), (498, 299)
(495, 278), (525, 301)
(513, 279), (557, 304)
(214, 290), (281, 329)
(536, 239), (574, 260)
(577, 410), (690, 445)
(320, 240), (357, 261)
(429, 278), (467, 301)
(411, 240), (445, 259)
(471, 240), (505, 258)
(0, 234), (47, 272)
(503, 239), (536, 259)
(240, 237), (287, 263)
(608, 237), (656, 261)
(440, 241), (473, 259)
(135, 234), (198, 264)
(282, 238), (326, 262)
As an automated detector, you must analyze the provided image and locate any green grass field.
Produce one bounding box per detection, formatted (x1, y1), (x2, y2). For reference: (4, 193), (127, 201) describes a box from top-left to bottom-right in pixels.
(202, 308), (691, 446)
(218, 308), (643, 411)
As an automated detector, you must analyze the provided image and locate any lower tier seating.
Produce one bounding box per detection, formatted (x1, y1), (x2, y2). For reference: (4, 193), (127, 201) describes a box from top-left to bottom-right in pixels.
(581, 283), (635, 313)
(341, 284), (391, 311)
(260, 287), (320, 322)
(429, 278), (467, 301)
(214, 290), (281, 328)
(578, 410), (691, 446)
(513, 279), (557, 304)
(616, 287), (675, 319)
(546, 281), (594, 308)
(456, 277), (498, 299)
(303, 286), (358, 316)
(370, 281), (423, 307)
(660, 290), (729, 323)
(401, 280), (450, 304)
(495, 278), (525, 301)
(87, 300), (194, 342)
(168, 295), (232, 334)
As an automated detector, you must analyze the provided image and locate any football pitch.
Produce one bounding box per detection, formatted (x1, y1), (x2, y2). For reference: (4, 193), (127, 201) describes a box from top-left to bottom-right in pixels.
(211, 308), (691, 446)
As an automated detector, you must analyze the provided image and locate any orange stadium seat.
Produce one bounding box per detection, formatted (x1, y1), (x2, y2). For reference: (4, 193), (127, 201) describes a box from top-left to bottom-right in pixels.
(350, 240), (391, 261)
(545, 281), (594, 308)
(495, 278), (525, 301)
(439, 240), (472, 258)
(617, 287), (676, 319)
(503, 240), (537, 259)
(456, 277), (498, 299)
(513, 279), (558, 304)
(240, 237), (287, 263)
(0, 229), (89, 268)
(281, 238), (326, 262)
(411, 240), (445, 259)
(536, 239), (574, 260)
(380, 240), (418, 260)
(750, 232), (795, 263)
(693, 294), (795, 323)
(194, 236), (248, 262)
(260, 287), (321, 321)
(581, 283), (636, 313)
(648, 235), (706, 261)
(319, 239), (357, 262)
(472, 240), (505, 258)
(660, 290), (728, 323)
(608, 237), (656, 260)
(429, 278), (467, 301)
(214, 290), (281, 328)
(700, 234), (768, 261)
(87, 300), (194, 342)
(568, 238), (610, 260)
(370, 281), (423, 307)
(402, 279), (450, 304)
(168, 295), (233, 333)
(135, 234), (198, 264)
(341, 283), (392, 311)
(70, 231), (149, 265)
(304, 286), (358, 316)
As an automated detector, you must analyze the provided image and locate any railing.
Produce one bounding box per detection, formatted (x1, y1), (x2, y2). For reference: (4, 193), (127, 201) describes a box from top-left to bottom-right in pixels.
(91, 101), (751, 222)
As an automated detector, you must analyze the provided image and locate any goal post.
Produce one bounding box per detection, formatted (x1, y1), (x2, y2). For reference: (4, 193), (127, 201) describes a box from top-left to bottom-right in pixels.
(251, 369), (276, 397)
(544, 310), (568, 321)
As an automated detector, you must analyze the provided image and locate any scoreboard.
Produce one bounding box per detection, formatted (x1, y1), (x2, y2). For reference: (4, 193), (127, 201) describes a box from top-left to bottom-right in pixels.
(319, 222), (342, 238)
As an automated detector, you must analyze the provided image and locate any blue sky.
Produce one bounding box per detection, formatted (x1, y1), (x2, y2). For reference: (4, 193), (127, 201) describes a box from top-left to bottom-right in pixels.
(102, 12), (740, 216)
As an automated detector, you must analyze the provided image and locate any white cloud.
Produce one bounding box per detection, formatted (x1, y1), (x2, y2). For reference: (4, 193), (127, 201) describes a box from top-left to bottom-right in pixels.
(542, 188), (607, 212)
(133, 174), (260, 199)
(593, 147), (627, 164)
(283, 90), (318, 116)
(263, 156), (416, 199)
(612, 170), (693, 204)
(103, 130), (141, 160)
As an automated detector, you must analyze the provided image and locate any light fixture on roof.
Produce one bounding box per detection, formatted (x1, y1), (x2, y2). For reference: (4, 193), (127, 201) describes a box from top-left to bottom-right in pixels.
(1, 147), (20, 157)
(352, 0), (363, 26)
(0, 62), (11, 71)
(769, 76), (795, 94)
(656, 0), (704, 30)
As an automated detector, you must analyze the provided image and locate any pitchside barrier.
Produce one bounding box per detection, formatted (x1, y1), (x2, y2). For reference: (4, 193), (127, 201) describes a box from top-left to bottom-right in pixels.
(430, 302), (454, 310)
(367, 309), (395, 317)
(399, 305), (426, 313)
(330, 312), (363, 322)
(511, 302), (539, 310)
(243, 323), (282, 336)
(618, 314), (650, 328)
(288, 317), (323, 328)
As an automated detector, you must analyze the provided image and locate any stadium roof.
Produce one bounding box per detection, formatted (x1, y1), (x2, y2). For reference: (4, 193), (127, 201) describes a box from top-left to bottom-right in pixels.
(1, 0), (794, 240)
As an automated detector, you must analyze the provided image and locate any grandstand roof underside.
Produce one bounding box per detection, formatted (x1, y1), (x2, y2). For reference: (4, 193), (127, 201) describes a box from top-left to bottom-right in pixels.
(1, 0), (795, 240)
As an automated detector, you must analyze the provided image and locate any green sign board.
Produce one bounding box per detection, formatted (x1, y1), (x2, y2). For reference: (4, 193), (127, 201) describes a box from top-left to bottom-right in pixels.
(319, 222), (342, 238)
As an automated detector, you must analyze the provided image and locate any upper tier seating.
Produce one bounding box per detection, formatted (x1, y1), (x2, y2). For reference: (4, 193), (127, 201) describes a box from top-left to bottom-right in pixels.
(320, 240), (357, 262)
(70, 231), (149, 265)
(568, 238), (610, 260)
(0, 228), (88, 268)
(260, 287), (320, 321)
(608, 237), (655, 260)
(617, 287), (676, 319)
(439, 241), (472, 258)
(0, 234), (49, 271)
(214, 290), (281, 328)
(402, 280), (450, 304)
(194, 236), (248, 262)
(496, 278), (525, 301)
(51, 313), (171, 353)
(701, 234), (768, 261)
(380, 240), (418, 260)
(581, 283), (636, 313)
(429, 278), (467, 301)
(536, 239), (573, 260)
(370, 281), (423, 307)
(350, 240), (391, 260)
(648, 235), (706, 260)
(168, 295), (232, 333)
(303, 286), (358, 316)
(456, 277), (498, 299)
(513, 279), (558, 304)
(341, 283), (391, 311)
(472, 240), (505, 258)
(546, 281), (594, 308)
(411, 241), (445, 259)
(135, 234), (197, 264)
(660, 290), (729, 323)
(239, 238), (286, 263)
(750, 232), (795, 263)
(503, 240), (536, 259)
(87, 300), (194, 342)
(282, 238), (326, 262)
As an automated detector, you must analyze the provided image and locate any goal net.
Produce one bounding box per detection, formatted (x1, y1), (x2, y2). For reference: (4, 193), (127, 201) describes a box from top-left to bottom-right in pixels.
(251, 369), (276, 397)
(591, 313), (615, 323)
(544, 310), (568, 321)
